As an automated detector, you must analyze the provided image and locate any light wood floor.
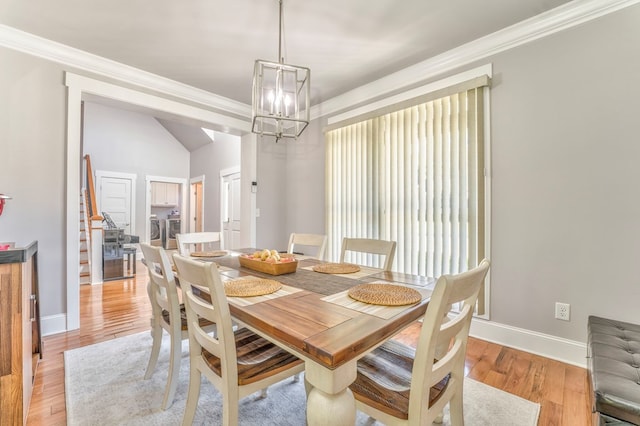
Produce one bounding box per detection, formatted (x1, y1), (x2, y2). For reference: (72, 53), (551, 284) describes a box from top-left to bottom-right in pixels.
(26, 262), (592, 425)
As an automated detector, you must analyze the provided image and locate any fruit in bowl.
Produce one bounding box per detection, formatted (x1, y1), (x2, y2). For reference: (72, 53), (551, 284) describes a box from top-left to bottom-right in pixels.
(246, 249), (295, 264)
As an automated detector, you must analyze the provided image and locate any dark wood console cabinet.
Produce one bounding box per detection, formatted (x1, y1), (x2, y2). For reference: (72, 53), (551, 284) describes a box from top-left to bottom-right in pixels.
(0, 241), (41, 425)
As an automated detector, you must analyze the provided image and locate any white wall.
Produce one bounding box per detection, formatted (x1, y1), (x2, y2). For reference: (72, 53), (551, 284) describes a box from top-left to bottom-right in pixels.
(189, 131), (241, 233)
(83, 102), (190, 241)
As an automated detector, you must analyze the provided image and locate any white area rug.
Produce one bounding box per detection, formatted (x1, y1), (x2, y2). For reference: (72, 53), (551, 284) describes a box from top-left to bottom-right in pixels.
(65, 331), (540, 425)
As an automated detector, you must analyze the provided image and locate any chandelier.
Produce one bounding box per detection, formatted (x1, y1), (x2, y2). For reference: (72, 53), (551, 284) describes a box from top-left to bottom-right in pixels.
(251, 0), (310, 141)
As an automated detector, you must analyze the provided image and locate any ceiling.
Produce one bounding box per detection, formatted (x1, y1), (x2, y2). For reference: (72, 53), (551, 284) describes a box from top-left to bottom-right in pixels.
(1, 0), (574, 108)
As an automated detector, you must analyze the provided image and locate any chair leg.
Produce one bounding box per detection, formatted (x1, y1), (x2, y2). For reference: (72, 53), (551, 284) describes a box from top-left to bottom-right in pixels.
(292, 373), (301, 383)
(449, 391), (464, 426)
(223, 390), (240, 426)
(161, 332), (182, 409)
(144, 324), (162, 379)
(258, 387), (268, 399)
(181, 368), (202, 426)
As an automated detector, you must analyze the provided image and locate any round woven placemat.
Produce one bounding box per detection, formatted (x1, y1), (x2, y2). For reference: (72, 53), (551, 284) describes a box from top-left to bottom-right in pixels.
(224, 278), (282, 297)
(312, 263), (361, 274)
(191, 250), (227, 258)
(348, 283), (422, 306)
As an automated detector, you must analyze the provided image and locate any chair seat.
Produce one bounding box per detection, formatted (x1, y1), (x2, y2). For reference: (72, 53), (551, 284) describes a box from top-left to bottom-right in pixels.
(162, 304), (214, 331)
(350, 340), (450, 420)
(202, 328), (303, 386)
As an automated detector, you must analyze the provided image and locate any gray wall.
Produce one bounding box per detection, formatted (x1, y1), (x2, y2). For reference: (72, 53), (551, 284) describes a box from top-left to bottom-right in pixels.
(189, 132), (241, 233)
(259, 5), (640, 343)
(83, 102), (190, 241)
(486, 6), (640, 341)
(256, 138), (288, 251)
(0, 47), (67, 317)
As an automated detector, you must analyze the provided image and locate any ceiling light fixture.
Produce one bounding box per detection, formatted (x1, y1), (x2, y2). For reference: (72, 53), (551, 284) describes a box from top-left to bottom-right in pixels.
(251, 0), (310, 141)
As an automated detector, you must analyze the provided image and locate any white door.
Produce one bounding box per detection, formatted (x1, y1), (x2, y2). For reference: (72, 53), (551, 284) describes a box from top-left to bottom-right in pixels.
(99, 175), (133, 234)
(222, 172), (241, 249)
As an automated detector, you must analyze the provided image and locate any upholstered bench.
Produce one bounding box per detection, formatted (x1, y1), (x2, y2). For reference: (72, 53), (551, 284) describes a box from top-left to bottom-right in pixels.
(587, 316), (640, 425)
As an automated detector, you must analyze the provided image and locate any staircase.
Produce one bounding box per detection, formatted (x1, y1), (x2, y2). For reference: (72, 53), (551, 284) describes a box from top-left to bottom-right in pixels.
(80, 194), (91, 285)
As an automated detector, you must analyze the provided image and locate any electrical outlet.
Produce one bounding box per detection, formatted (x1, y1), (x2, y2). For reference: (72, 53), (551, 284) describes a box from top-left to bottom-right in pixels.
(555, 302), (570, 321)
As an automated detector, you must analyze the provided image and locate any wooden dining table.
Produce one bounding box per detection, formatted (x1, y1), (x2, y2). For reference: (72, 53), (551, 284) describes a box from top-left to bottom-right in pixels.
(195, 249), (435, 426)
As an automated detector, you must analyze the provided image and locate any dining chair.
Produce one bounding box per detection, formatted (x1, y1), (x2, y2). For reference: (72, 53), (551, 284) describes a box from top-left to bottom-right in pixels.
(176, 231), (223, 256)
(349, 259), (490, 426)
(139, 243), (217, 410)
(287, 232), (327, 260)
(339, 237), (397, 271)
(172, 254), (305, 426)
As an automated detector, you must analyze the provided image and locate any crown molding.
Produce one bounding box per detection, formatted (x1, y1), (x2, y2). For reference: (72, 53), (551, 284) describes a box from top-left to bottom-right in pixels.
(0, 24), (252, 119)
(311, 0), (640, 120)
(2, 0), (638, 124)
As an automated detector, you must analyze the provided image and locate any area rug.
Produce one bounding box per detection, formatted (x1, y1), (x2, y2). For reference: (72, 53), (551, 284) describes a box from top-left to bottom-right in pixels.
(65, 332), (540, 425)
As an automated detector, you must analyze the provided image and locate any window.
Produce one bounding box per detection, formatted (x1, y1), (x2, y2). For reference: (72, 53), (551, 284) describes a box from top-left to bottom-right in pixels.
(326, 79), (489, 312)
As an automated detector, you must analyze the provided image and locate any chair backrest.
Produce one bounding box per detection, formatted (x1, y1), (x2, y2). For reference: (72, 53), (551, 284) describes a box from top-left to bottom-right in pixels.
(172, 254), (238, 378)
(176, 232), (222, 256)
(139, 243), (181, 325)
(339, 237), (397, 271)
(287, 233), (327, 260)
(409, 259), (490, 420)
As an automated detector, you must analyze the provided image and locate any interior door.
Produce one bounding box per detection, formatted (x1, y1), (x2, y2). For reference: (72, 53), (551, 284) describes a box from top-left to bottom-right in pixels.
(99, 176), (133, 234)
(190, 181), (204, 232)
(222, 172), (241, 249)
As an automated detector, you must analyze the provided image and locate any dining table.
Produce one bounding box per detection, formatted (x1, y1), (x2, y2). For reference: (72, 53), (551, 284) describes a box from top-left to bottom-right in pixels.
(190, 249), (435, 426)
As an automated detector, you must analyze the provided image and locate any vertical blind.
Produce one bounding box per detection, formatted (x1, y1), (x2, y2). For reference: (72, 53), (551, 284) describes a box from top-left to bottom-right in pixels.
(325, 84), (487, 287)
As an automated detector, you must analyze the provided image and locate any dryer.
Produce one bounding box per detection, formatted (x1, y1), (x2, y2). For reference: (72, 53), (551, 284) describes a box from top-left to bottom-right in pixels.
(165, 217), (180, 249)
(150, 216), (162, 246)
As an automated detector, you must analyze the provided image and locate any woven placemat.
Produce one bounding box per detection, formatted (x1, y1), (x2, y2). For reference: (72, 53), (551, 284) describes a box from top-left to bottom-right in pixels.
(224, 278), (282, 297)
(312, 263), (361, 274)
(348, 283), (422, 306)
(191, 250), (227, 258)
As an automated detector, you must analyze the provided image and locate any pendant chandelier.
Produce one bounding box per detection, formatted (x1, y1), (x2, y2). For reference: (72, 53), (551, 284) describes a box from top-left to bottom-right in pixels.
(251, 0), (310, 141)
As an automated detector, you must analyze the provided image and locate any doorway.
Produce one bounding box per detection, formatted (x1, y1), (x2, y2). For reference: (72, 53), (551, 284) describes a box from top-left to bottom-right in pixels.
(190, 176), (205, 233)
(221, 168), (241, 249)
(65, 72), (256, 332)
(145, 175), (188, 247)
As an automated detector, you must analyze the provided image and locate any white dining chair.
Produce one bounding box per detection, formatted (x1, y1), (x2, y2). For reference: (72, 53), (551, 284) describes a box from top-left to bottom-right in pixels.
(139, 243), (217, 410)
(339, 237), (397, 271)
(287, 232), (327, 260)
(172, 254), (305, 426)
(176, 232), (222, 256)
(349, 259), (490, 426)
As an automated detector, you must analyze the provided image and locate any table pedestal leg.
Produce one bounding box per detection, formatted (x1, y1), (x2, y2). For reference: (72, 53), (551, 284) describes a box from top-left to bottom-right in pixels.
(304, 360), (357, 426)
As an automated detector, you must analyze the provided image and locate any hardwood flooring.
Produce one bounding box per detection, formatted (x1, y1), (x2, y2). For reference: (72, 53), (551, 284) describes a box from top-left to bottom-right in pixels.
(26, 262), (592, 425)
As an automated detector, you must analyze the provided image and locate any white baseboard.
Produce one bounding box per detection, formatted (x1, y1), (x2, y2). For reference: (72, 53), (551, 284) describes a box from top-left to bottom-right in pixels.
(470, 318), (587, 368)
(40, 313), (68, 337)
(40, 310), (587, 367)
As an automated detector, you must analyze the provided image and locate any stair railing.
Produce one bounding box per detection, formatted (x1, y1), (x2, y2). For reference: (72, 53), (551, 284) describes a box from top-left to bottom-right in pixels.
(83, 155), (104, 284)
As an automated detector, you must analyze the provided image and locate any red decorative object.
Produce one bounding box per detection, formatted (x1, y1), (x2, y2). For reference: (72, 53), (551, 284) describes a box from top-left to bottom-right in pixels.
(0, 194), (11, 217)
